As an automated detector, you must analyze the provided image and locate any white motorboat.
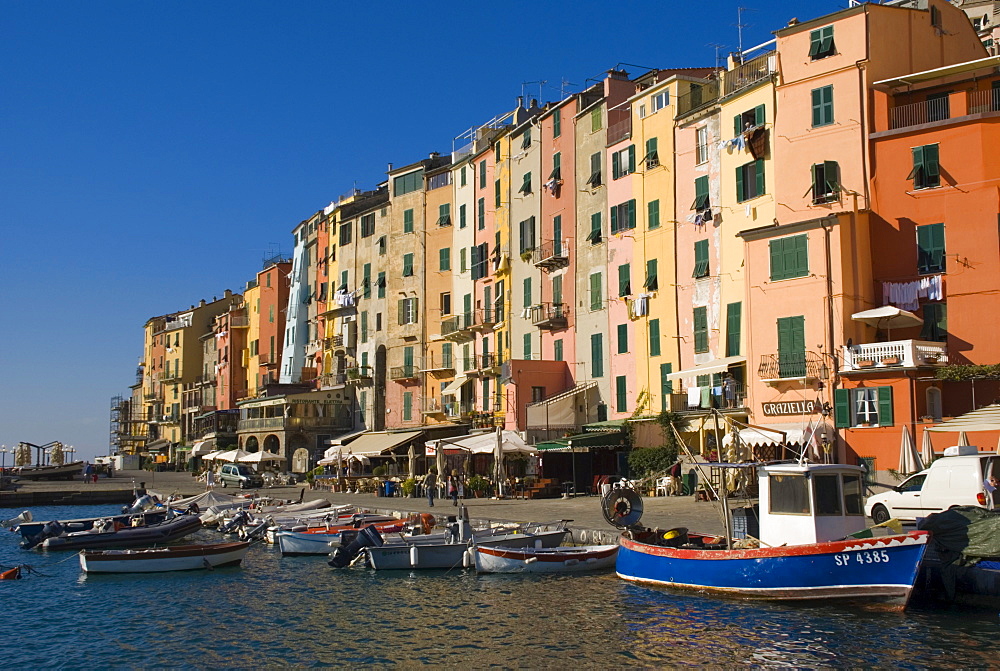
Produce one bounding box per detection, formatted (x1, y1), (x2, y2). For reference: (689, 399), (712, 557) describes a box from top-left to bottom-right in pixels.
(80, 541), (250, 573)
(474, 544), (619, 573)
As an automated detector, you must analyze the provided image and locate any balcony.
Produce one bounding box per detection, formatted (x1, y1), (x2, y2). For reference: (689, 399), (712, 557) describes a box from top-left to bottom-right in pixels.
(841, 339), (948, 373)
(472, 307), (497, 332)
(723, 51), (777, 98)
(390, 364), (419, 381)
(320, 373), (347, 388)
(443, 401), (460, 418)
(230, 314), (250, 328)
(757, 352), (827, 384)
(607, 117), (632, 145)
(530, 303), (569, 330)
(258, 352), (279, 366)
(422, 397), (444, 415)
(345, 365), (373, 385)
(676, 80), (720, 118)
(532, 240), (569, 272)
(478, 353), (505, 376)
(421, 354), (456, 373)
(442, 312), (477, 342)
(238, 415), (352, 432)
(887, 88), (1000, 132)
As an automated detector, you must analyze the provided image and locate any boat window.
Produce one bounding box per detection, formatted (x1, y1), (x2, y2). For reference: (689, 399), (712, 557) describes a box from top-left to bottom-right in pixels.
(842, 475), (864, 515)
(813, 474), (842, 516)
(769, 474), (811, 515)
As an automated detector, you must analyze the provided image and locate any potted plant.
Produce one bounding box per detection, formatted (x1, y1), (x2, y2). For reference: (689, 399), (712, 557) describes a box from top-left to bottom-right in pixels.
(401, 477), (416, 498)
(881, 355), (901, 365)
(857, 359), (875, 367)
(467, 475), (489, 498)
(520, 250), (534, 263)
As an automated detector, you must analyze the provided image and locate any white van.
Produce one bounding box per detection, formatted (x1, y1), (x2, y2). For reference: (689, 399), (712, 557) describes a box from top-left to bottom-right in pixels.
(864, 446), (1000, 523)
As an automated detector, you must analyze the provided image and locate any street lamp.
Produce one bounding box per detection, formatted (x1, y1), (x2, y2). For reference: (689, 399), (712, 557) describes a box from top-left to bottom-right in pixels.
(1, 445), (7, 474)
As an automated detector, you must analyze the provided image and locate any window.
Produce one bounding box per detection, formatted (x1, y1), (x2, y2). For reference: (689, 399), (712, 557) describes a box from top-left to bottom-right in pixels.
(813, 475), (843, 516)
(926, 386), (943, 420)
(921, 303), (947, 341)
(909, 144), (941, 189)
(917, 223), (946, 274)
(769, 234), (809, 280)
(647, 199), (660, 230)
(591, 333), (604, 377)
(591, 106), (602, 132)
(377, 272), (386, 298)
(521, 128), (531, 150)
(477, 197), (485, 229)
(495, 179), (502, 207)
(693, 307), (708, 353)
(835, 387), (894, 428)
(519, 216), (536, 253)
(360, 311), (368, 344)
(617, 324), (628, 354)
(479, 160), (486, 189)
(339, 222), (352, 246)
(459, 203), (467, 229)
(777, 315), (806, 377)
(645, 319), (660, 357)
(610, 199), (637, 233)
(769, 474), (810, 515)
(736, 159), (765, 202)
(811, 86), (834, 127)
(403, 209), (414, 233)
(587, 152), (602, 187)
(403, 392), (413, 421)
(554, 339), (564, 362)
(360, 213), (376, 237)
(439, 247), (451, 271)
(442, 342), (453, 368)
(269, 305), (274, 323)
(618, 263), (631, 297)
(402, 253), (414, 277)
(696, 127), (709, 165)
(589, 272), (603, 311)
(692, 175), (710, 211)
(645, 137), (659, 169)
(428, 172), (450, 190)
(931, 4), (942, 28)
(397, 297), (419, 325)
(460, 248), (467, 273)
(616, 375), (628, 412)
(393, 170), (423, 196)
(734, 105), (765, 135)
(363, 263), (371, 298)
(437, 203), (451, 227)
(553, 216), (562, 254)
(460, 166), (467, 187)
(644, 259), (658, 291)
(811, 161), (840, 203)
(587, 212), (602, 244)
(520, 332), (531, 359)
(726, 302), (742, 357)
(550, 153), (561, 181)
(809, 26), (835, 60)
(470, 243), (485, 280)
(376, 313), (382, 331)
(378, 235), (386, 255)
(650, 91), (668, 112)
(553, 108), (561, 137)
(612, 145), (636, 179)
(693, 239), (709, 278)
(552, 275), (562, 305)
(659, 363), (673, 410)
(523, 278), (532, 308)
(440, 292), (451, 316)
(519, 172), (532, 195)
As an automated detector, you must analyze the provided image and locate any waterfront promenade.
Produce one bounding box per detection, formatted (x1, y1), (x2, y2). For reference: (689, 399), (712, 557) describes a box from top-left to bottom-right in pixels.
(1, 469), (728, 536)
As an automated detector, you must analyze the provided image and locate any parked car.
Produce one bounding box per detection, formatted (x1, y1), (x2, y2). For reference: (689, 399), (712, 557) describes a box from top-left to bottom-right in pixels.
(864, 447), (1000, 523)
(219, 463), (264, 489)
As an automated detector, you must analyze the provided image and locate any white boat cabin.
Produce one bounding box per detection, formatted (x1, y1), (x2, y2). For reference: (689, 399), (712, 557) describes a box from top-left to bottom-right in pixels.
(757, 463), (866, 547)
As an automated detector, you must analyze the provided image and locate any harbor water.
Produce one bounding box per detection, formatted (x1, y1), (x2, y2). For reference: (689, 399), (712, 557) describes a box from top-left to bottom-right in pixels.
(2, 504), (998, 668)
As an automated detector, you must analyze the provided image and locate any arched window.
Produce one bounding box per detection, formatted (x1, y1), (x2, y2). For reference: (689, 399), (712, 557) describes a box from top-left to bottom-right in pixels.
(925, 387), (943, 421)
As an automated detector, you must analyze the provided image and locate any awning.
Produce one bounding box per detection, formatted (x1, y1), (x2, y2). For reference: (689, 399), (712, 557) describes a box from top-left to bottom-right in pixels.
(526, 381), (598, 430)
(666, 356), (746, 381)
(721, 423), (831, 447)
(851, 306), (923, 329)
(433, 431), (535, 455)
(927, 404), (1000, 433)
(442, 375), (469, 396)
(146, 439), (170, 453)
(582, 419), (627, 433)
(343, 430), (424, 457)
(874, 55), (1000, 88)
(190, 441), (215, 457)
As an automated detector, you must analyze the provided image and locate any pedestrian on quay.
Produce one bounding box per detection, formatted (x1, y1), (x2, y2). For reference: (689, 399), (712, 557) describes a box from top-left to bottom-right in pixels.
(82, 462), (92, 484)
(448, 470), (459, 506)
(107, 463), (114, 479)
(206, 468), (216, 491)
(425, 469), (437, 507)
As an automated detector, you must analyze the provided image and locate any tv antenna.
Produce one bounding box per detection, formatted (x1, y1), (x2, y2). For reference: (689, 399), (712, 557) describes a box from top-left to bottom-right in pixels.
(706, 43), (727, 70)
(735, 6), (757, 55)
(521, 80), (547, 104)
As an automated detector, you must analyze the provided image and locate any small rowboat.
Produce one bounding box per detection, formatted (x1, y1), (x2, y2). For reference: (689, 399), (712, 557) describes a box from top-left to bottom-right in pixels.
(79, 541), (251, 573)
(475, 544), (619, 573)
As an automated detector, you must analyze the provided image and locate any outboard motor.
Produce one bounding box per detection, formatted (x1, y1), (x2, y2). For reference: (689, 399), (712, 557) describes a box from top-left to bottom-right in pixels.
(21, 520), (64, 549)
(240, 516), (271, 541)
(328, 524), (384, 568)
(1, 510), (32, 530)
(121, 494), (155, 515)
(219, 509), (250, 535)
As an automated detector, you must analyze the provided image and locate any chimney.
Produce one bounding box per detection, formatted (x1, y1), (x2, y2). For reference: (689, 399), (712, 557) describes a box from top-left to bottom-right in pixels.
(429, 151), (439, 159)
(529, 98), (538, 109)
(788, 17), (799, 26)
(387, 162), (393, 172)
(224, 289), (232, 298)
(199, 299), (206, 307)
(517, 96), (524, 108)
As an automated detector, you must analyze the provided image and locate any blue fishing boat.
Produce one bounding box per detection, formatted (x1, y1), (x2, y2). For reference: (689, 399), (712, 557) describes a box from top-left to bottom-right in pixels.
(607, 462), (929, 610)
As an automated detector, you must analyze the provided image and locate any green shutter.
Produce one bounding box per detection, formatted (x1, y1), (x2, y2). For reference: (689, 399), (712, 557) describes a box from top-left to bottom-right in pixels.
(616, 376), (628, 412)
(924, 143), (940, 186)
(628, 199), (636, 229)
(877, 387), (894, 426)
(523, 278), (532, 308)
(645, 137), (657, 160)
(554, 339), (563, 361)
(495, 179), (501, 207)
(523, 333), (532, 359)
(591, 334), (604, 378)
(361, 311), (368, 343)
(644, 259), (658, 290)
(404, 209), (414, 233)
(694, 239), (709, 278)
(590, 273), (602, 311)
(812, 88), (823, 127)
(628, 145), (636, 173)
(403, 392), (412, 421)
(553, 108), (561, 137)
(617, 324), (628, 354)
(694, 307), (708, 353)
(755, 159), (765, 197)
(693, 176), (709, 210)
(917, 223), (946, 273)
(439, 247), (450, 271)
(777, 316), (806, 377)
(734, 114), (742, 137)
(442, 342), (452, 368)
(735, 164), (745, 202)
(398, 299), (405, 325)
(834, 388), (850, 428)
(648, 199), (660, 229)
(552, 275), (562, 305)
(754, 104), (765, 127)
(660, 363), (673, 410)
(618, 263), (631, 297)
(610, 204), (618, 233)
(612, 151), (621, 180)
(403, 346), (413, 368)
(649, 318), (661, 356)
(726, 302), (742, 357)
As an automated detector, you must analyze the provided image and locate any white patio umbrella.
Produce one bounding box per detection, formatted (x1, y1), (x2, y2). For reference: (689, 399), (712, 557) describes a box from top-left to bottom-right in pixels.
(851, 306), (923, 340)
(493, 426), (506, 497)
(238, 450), (286, 465)
(201, 451), (225, 461)
(214, 448), (252, 463)
(957, 431), (971, 447)
(921, 429), (935, 466)
(898, 425), (923, 475)
(435, 440), (446, 478)
(407, 443), (416, 477)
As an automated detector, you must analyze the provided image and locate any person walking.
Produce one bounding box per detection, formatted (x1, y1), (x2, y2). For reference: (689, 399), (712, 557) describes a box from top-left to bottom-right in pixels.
(448, 470), (459, 506)
(424, 469), (437, 507)
(206, 468), (216, 491)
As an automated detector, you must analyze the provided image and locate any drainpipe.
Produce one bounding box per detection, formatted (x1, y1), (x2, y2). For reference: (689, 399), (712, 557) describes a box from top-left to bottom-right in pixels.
(821, 216), (839, 461)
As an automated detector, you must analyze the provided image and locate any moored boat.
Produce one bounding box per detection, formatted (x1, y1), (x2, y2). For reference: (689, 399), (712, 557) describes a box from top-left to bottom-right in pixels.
(607, 462), (929, 610)
(25, 514), (203, 551)
(276, 517), (416, 556)
(16, 461), (85, 481)
(475, 544), (619, 573)
(80, 541), (251, 573)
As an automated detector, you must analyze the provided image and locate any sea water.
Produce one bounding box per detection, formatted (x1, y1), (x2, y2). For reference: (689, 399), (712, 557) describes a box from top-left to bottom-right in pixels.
(1, 504), (997, 668)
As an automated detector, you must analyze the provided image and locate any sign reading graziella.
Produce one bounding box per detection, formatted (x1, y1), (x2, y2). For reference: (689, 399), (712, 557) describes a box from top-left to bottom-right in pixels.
(762, 399), (819, 416)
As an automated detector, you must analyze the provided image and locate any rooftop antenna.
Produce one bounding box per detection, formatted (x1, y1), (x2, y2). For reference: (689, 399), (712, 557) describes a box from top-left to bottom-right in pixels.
(521, 80), (547, 104)
(736, 6), (757, 56)
(707, 43), (727, 70)
(558, 78), (576, 99)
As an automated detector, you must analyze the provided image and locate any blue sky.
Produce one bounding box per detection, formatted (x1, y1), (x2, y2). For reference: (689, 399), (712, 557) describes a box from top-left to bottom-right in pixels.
(0, 0), (845, 460)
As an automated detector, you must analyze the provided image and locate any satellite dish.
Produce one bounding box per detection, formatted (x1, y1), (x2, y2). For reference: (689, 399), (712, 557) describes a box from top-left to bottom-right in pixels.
(602, 488), (643, 528)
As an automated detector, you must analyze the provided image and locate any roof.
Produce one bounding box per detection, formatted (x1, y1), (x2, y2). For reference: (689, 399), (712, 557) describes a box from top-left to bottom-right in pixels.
(342, 430), (425, 456)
